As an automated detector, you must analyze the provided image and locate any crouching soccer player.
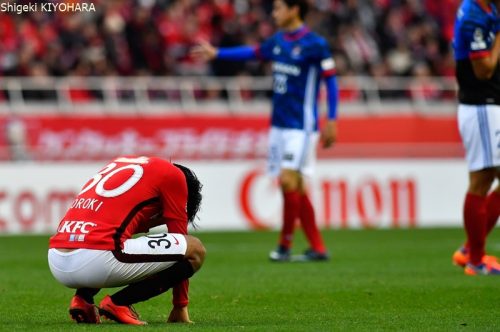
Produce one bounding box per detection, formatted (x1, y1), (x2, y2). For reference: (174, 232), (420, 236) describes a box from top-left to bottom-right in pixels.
(48, 156), (205, 324)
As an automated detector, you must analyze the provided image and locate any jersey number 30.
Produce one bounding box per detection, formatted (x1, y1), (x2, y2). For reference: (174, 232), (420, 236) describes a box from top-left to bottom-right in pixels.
(79, 160), (144, 198)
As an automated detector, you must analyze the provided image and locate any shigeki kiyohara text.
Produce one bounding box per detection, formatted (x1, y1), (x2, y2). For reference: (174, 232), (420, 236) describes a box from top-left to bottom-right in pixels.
(0, 2), (96, 14)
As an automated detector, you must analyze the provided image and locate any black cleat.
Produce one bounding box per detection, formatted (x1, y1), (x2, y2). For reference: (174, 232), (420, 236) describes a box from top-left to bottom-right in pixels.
(293, 249), (330, 262)
(269, 246), (291, 262)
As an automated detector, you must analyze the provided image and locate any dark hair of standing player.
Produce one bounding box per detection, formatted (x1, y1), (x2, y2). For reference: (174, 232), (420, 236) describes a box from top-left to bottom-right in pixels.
(282, 0), (309, 20)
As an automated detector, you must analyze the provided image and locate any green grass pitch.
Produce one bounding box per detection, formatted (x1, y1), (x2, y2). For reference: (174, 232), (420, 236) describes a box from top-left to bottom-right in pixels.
(1, 228), (499, 331)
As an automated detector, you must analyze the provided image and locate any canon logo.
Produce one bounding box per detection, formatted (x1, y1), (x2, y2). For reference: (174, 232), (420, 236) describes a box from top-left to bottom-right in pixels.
(239, 169), (417, 229)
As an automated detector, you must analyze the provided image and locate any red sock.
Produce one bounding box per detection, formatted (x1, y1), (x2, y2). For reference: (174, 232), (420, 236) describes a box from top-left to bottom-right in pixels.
(299, 194), (326, 253)
(279, 191), (301, 249)
(485, 191), (500, 235)
(463, 193), (487, 265)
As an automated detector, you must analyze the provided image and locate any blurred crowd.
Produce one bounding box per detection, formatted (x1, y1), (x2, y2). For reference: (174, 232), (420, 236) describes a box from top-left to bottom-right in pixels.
(0, 0), (459, 80)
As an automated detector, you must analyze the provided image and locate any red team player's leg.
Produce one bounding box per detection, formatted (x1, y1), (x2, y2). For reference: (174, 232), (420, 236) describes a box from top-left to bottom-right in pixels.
(69, 288), (101, 324)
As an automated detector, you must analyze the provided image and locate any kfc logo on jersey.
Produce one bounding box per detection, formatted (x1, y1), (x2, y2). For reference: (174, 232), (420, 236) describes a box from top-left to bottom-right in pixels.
(58, 220), (97, 234)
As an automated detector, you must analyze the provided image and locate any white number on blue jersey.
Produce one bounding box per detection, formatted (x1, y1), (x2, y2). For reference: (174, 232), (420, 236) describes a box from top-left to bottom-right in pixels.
(273, 74), (288, 94)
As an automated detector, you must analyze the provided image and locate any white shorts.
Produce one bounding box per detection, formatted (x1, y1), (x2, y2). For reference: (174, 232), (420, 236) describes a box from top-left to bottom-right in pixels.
(48, 233), (187, 289)
(268, 127), (319, 177)
(458, 104), (500, 171)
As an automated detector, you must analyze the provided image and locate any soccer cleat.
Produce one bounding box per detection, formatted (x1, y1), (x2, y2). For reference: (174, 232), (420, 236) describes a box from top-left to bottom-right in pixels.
(98, 295), (147, 325)
(464, 262), (500, 276)
(464, 256), (500, 276)
(452, 247), (468, 267)
(483, 255), (499, 265)
(453, 246), (499, 267)
(290, 249), (330, 262)
(269, 246), (291, 262)
(69, 295), (101, 324)
(301, 248), (330, 261)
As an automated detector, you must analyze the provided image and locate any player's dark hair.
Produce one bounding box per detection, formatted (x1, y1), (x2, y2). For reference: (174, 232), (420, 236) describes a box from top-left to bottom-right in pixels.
(283, 0), (309, 20)
(173, 163), (202, 225)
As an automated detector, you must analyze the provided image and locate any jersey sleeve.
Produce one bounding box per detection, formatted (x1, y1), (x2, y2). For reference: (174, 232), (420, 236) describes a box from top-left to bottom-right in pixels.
(317, 38), (336, 78)
(217, 46), (258, 61)
(158, 163), (190, 308)
(460, 18), (492, 59)
(159, 167), (188, 225)
(255, 35), (277, 60)
(167, 214), (189, 308)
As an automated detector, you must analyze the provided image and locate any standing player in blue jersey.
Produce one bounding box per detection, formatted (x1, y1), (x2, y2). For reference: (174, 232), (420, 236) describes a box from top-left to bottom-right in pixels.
(452, 0), (500, 275)
(192, 0), (337, 262)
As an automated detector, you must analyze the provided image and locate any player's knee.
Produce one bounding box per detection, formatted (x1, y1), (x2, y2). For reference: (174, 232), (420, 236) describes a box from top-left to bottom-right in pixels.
(184, 235), (206, 272)
(279, 170), (300, 191)
(469, 171), (496, 195)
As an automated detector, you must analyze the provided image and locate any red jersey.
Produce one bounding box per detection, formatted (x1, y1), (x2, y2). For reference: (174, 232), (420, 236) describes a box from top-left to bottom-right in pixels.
(49, 156), (190, 307)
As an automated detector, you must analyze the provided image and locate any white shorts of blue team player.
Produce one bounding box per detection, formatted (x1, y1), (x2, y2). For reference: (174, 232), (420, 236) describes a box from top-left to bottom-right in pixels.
(48, 233), (187, 289)
(458, 104), (500, 172)
(268, 126), (320, 177)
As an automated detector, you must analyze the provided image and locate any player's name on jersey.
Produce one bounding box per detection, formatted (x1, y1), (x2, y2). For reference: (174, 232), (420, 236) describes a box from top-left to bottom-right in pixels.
(69, 198), (104, 212)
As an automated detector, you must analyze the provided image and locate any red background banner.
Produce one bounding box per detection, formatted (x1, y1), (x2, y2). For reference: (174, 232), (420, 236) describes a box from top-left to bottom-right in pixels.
(0, 114), (462, 161)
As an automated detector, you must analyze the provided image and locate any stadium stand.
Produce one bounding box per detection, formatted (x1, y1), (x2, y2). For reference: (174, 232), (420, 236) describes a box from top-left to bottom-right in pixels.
(0, 0), (457, 78)
(0, 0), (459, 110)
(0, 0), (461, 161)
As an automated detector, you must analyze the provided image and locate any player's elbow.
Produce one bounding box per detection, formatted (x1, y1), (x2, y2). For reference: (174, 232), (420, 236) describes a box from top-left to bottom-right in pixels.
(475, 70), (494, 80)
(472, 64), (496, 80)
(184, 235), (206, 272)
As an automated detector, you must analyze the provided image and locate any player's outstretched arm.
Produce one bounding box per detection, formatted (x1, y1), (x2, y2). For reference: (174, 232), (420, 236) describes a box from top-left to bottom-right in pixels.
(191, 40), (218, 61)
(192, 40), (258, 62)
(167, 306), (193, 323)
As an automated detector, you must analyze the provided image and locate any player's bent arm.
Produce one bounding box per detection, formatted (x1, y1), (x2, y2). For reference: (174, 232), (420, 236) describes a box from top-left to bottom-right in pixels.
(166, 220), (193, 309)
(167, 236), (205, 324)
(471, 31), (500, 80)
